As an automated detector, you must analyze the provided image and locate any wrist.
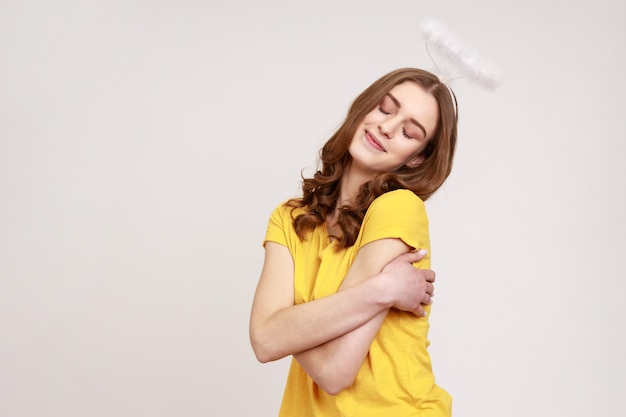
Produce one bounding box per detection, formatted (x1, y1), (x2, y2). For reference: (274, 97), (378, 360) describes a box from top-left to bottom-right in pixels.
(371, 272), (395, 310)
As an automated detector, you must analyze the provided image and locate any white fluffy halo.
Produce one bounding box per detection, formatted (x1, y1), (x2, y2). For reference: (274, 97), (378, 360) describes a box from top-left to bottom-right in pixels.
(421, 19), (502, 89)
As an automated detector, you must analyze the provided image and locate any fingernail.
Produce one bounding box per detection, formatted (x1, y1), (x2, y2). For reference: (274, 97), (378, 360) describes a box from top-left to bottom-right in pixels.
(417, 249), (427, 256)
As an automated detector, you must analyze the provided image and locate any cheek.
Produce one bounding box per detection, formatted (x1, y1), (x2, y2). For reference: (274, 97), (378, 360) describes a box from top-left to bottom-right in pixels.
(401, 141), (426, 157)
(414, 137), (433, 154)
(362, 109), (382, 124)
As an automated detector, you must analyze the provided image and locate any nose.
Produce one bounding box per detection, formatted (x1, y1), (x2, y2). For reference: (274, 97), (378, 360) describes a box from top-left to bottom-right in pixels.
(378, 118), (398, 139)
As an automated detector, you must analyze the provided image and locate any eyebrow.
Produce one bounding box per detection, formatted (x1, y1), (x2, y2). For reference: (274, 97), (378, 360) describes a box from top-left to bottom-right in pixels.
(386, 92), (428, 138)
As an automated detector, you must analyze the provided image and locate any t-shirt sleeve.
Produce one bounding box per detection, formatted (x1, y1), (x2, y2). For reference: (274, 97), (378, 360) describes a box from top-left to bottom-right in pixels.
(359, 189), (429, 251)
(263, 203), (290, 247)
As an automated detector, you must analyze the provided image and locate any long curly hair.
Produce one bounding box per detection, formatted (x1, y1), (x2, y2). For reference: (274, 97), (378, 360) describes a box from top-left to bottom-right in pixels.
(287, 68), (458, 248)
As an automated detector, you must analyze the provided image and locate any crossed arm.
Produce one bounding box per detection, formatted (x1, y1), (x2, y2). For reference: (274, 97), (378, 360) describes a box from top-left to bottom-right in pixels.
(249, 238), (434, 395)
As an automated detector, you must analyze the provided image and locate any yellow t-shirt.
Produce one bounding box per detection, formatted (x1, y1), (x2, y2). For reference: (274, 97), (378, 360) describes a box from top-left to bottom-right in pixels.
(264, 189), (451, 417)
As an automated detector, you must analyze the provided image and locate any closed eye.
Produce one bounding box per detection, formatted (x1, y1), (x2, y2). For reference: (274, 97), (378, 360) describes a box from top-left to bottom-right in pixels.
(404, 124), (425, 141)
(378, 95), (396, 116)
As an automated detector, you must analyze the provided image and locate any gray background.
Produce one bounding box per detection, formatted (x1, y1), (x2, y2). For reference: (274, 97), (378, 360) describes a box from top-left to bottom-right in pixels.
(1, 0), (624, 416)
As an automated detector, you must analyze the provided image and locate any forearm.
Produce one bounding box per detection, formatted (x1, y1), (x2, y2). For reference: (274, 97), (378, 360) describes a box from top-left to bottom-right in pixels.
(291, 256), (396, 394)
(250, 274), (392, 363)
(294, 308), (388, 395)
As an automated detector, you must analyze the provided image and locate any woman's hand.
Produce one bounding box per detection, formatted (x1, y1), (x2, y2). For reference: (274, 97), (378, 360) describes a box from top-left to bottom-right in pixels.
(380, 250), (435, 317)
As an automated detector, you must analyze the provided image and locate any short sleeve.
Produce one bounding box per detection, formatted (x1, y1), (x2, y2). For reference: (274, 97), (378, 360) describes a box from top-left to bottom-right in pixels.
(263, 203), (290, 247)
(359, 189), (429, 251)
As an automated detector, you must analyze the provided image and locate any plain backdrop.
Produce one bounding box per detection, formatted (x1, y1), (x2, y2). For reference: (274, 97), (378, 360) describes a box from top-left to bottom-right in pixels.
(1, 1), (625, 416)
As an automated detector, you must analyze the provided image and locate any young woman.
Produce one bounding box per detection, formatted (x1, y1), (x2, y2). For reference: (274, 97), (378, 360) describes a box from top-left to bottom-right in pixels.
(250, 68), (457, 416)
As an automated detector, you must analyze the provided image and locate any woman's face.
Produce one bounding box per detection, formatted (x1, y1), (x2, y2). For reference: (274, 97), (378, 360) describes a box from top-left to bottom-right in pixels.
(348, 81), (439, 177)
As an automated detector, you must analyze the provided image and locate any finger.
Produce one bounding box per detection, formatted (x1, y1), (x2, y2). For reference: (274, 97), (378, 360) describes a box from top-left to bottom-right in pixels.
(397, 249), (427, 264)
(415, 305), (426, 317)
(421, 293), (432, 305)
(425, 270), (436, 283)
(412, 249), (428, 261)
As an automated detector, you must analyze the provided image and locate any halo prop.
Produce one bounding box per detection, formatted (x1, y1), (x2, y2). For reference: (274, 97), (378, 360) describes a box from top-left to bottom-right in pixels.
(421, 20), (502, 89)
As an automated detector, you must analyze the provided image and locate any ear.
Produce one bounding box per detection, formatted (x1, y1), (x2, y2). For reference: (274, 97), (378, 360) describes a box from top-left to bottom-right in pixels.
(406, 154), (424, 168)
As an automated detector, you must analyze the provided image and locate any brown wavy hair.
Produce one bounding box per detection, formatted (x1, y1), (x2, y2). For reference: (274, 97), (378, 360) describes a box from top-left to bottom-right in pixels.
(287, 68), (458, 248)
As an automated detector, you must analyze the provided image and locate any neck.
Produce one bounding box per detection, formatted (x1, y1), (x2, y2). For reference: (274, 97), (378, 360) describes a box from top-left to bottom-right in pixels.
(337, 160), (375, 207)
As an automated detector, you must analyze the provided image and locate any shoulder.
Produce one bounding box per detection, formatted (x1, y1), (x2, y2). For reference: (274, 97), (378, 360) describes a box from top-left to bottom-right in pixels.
(265, 199), (308, 244)
(268, 199), (305, 223)
(358, 189), (429, 250)
(363, 189), (428, 231)
(367, 189), (426, 217)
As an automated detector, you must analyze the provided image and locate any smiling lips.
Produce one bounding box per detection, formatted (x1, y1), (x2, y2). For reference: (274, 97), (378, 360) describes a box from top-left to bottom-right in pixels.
(365, 131), (385, 152)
